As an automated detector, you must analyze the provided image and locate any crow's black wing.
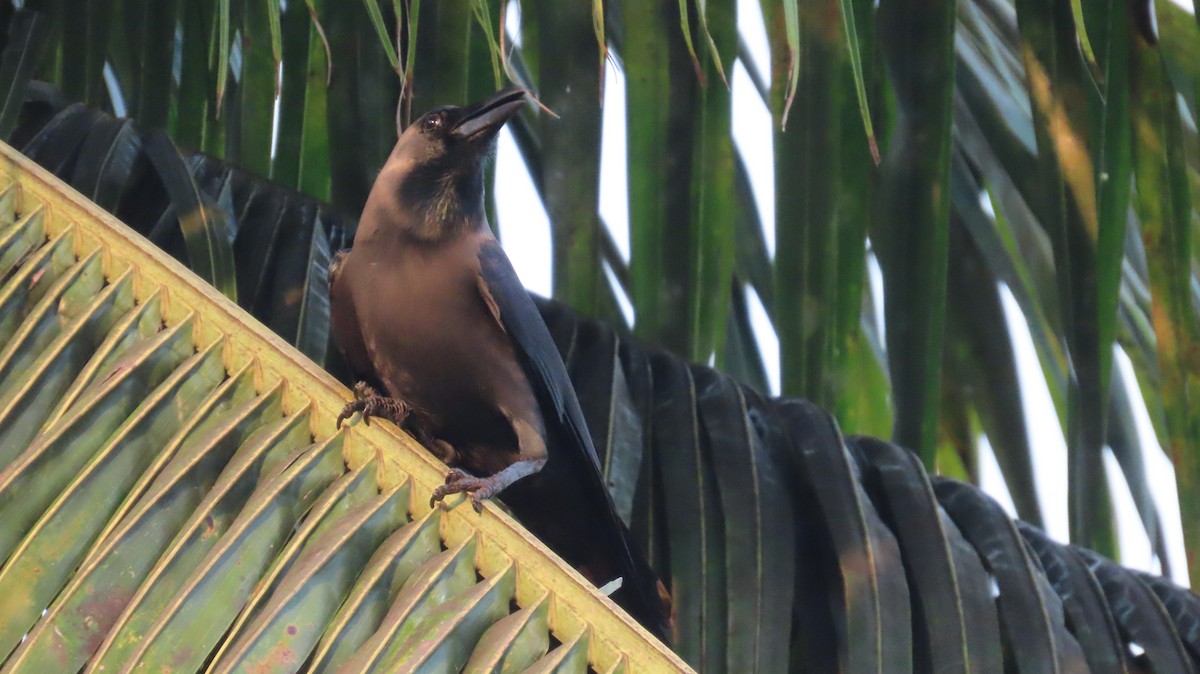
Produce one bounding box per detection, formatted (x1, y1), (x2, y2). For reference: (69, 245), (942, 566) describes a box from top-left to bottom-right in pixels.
(475, 237), (669, 639)
(476, 239), (602, 468)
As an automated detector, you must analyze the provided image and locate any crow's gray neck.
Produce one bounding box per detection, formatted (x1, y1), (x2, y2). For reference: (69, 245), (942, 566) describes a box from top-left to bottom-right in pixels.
(398, 165), (485, 244)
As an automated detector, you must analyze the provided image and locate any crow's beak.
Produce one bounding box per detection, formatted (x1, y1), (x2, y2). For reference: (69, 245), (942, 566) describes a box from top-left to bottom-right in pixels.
(451, 87), (527, 142)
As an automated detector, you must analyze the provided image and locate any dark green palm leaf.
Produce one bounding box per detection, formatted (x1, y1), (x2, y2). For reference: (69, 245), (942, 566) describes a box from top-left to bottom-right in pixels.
(694, 369), (793, 672)
(1076, 546), (1196, 673)
(0, 9), (45, 140)
(935, 478), (1090, 672)
(852, 436), (1005, 672)
(1019, 523), (1132, 673)
(1138, 572), (1200, 663)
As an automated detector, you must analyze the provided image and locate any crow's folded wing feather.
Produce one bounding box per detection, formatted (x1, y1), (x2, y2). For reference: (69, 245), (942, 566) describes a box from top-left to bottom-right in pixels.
(475, 237), (670, 638)
(476, 239), (602, 469)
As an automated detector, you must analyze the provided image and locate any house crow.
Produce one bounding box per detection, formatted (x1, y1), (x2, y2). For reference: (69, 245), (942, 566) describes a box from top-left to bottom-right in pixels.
(329, 87), (670, 639)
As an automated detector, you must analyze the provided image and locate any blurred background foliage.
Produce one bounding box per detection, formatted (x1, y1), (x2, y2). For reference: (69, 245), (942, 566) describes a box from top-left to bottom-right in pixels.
(1, 0), (1200, 668)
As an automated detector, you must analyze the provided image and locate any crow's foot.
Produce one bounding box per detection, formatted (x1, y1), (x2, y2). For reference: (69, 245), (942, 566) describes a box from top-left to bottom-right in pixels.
(428, 459), (545, 513)
(429, 469), (498, 513)
(336, 382), (411, 429)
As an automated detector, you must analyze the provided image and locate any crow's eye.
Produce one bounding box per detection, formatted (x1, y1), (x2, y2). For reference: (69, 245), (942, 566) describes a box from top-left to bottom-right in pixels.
(422, 113), (445, 133)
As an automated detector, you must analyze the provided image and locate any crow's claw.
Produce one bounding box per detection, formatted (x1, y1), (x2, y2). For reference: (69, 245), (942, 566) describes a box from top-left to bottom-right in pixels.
(336, 382), (410, 429)
(352, 381), (378, 399)
(429, 469), (498, 513)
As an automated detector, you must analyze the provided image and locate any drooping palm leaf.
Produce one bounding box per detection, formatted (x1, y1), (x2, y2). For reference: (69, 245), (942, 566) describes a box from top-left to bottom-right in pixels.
(8, 87), (352, 366)
(539, 295), (1199, 672)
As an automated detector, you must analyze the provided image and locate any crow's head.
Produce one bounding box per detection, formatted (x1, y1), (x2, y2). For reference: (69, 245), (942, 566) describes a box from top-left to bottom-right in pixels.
(372, 87), (526, 243)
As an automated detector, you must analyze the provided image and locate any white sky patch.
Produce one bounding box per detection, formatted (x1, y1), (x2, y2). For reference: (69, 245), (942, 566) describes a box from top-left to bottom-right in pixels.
(998, 283), (1067, 542)
(604, 261), (635, 327)
(599, 59), (631, 263)
(732, 61), (776, 259)
(979, 190), (996, 218)
(505, 1), (522, 47)
(103, 63), (127, 118)
(495, 127), (553, 297)
(271, 62), (283, 160)
(1181, 107), (1197, 158)
(866, 247), (886, 348)
(1168, 0), (1195, 12)
(978, 434), (1020, 519)
(746, 284), (781, 395)
(737, 0), (772, 79)
(1103, 446), (1159, 575)
(1114, 346), (1190, 586)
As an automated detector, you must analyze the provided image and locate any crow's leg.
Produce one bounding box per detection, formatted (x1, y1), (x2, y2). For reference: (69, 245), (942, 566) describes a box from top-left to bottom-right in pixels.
(336, 381), (411, 429)
(429, 459), (547, 513)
